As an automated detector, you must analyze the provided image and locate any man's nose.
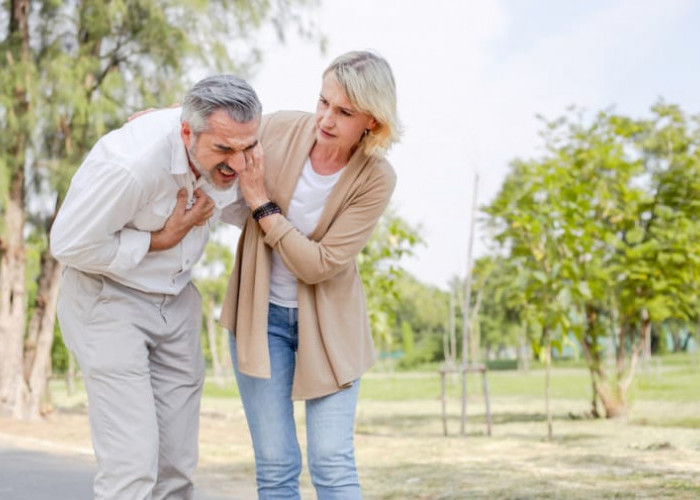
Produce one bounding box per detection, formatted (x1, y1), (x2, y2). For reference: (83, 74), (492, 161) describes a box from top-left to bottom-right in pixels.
(227, 152), (246, 173)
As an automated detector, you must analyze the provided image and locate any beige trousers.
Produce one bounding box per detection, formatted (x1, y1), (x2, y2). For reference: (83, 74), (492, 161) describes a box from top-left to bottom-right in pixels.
(57, 267), (205, 500)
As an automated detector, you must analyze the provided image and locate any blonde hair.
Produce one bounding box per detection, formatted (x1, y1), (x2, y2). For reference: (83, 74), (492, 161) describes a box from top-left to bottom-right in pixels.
(324, 51), (402, 156)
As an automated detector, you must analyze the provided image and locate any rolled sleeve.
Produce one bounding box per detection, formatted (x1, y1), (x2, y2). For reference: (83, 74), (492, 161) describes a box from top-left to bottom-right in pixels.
(50, 160), (151, 274)
(108, 228), (152, 273)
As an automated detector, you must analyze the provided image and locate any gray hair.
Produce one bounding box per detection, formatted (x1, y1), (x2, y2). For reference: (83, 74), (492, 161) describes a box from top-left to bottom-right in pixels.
(181, 75), (262, 133)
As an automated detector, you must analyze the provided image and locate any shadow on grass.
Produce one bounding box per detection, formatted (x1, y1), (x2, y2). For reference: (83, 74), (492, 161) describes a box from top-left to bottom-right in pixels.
(356, 410), (595, 438)
(360, 458), (700, 500)
(54, 403), (88, 415)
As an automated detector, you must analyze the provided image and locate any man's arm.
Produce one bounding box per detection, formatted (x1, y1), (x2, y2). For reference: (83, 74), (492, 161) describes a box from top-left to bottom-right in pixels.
(150, 188), (215, 250)
(50, 162), (213, 273)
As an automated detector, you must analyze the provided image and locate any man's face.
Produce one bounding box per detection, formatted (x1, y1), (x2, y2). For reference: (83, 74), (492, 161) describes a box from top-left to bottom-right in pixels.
(181, 109), (259, 190)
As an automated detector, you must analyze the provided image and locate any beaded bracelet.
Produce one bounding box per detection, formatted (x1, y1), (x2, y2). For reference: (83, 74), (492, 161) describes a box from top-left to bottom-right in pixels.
(252, 201), (282, 221)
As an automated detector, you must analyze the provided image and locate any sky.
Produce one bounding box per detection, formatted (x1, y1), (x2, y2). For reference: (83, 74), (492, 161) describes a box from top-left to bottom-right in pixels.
(249, 0), (700, 290)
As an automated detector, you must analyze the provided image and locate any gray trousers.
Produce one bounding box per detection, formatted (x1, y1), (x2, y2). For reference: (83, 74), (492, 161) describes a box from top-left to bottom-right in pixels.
(57, 267), (205, 500)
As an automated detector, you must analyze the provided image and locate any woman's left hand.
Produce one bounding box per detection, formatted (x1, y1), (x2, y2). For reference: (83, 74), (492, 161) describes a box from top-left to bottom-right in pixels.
(239, 143), (271, 210)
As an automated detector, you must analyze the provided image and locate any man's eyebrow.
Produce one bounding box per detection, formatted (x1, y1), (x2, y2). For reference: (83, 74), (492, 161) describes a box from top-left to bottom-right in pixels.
(214, 139), (258, 153)
(242, 140), (259, 151)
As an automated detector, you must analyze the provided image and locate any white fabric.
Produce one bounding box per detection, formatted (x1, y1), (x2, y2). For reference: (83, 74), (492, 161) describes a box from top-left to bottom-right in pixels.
(269, 158), (343, 307)
(50, 107), (239, 294)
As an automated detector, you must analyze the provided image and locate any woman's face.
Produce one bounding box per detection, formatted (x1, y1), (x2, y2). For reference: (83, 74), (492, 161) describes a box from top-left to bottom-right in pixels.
(315, 72), (377, 155)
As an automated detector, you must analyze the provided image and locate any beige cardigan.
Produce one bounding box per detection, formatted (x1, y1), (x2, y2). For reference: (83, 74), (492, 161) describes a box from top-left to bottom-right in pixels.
(219, 110), (396, 400)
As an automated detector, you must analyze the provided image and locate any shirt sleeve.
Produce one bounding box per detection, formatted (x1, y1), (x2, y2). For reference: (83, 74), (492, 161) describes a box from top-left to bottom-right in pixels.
(50, 160), (152, 274)
(220, 197), (250, 228)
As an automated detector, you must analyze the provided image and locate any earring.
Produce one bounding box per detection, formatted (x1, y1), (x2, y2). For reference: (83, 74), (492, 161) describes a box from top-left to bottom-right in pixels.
(362, 129), (370, 138)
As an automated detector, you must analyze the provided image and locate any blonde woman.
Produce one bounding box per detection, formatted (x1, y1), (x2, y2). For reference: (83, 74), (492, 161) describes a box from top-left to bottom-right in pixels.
(221, 51), (401, 499)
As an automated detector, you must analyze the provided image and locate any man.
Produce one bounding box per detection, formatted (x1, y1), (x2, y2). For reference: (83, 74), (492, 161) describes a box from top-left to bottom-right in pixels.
(51, 75), (261, 500)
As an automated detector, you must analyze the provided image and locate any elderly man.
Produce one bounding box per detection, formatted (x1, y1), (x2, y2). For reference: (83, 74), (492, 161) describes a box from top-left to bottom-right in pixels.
(51, 75), (261, 500)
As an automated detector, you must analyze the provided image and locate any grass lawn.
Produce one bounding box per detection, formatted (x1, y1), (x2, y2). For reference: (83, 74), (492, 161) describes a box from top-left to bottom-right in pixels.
(2, 353), (699, 499)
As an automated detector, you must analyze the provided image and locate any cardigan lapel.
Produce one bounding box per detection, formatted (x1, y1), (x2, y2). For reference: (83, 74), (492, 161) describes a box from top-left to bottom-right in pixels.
(269, 119), (316, 213)
(265, 112), (374, 240)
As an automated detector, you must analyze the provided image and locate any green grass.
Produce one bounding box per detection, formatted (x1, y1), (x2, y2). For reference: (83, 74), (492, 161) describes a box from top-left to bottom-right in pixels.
(633, 369), (700, 400)
(358, 369), (594, 401)
(49, 352), (699, 409)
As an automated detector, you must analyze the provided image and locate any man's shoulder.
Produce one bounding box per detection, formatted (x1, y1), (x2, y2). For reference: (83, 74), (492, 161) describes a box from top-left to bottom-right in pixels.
(90, 109), (181, 176)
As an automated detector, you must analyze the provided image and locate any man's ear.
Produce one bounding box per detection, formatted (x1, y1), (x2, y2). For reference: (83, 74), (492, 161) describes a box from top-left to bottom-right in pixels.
(181, 121), (193, 148)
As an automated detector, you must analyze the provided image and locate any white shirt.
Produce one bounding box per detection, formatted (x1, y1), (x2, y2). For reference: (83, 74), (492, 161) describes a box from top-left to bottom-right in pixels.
(269, 158), (343, 307)
(50, 107), (240, 295)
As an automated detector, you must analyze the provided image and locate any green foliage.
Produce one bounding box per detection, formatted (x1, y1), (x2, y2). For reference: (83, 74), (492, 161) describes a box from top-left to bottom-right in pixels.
(396, 334), (443, 370)
(193, 232), (236, 367)
(358, 208), (422, 350)
(482, 101), (700, 416)
(1, 0), (320, 387)
(400, 321), (415, 356)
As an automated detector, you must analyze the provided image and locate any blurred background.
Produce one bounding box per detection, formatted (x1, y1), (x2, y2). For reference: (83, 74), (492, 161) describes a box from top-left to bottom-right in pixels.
(1, 1), (699, 498)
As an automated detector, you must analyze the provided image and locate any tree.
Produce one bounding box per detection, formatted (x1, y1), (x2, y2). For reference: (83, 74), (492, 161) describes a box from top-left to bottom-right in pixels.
(483, 103), (700, 421)
(469, 256), (529, 364)
(193, 233), (236, 384)
(393, 274), (449, 368)
(0, 0), (320, 419)
(357, 208), (422, 353)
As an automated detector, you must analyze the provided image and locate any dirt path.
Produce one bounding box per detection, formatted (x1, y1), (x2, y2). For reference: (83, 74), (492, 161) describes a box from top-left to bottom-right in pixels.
(2, 396), (700, 499)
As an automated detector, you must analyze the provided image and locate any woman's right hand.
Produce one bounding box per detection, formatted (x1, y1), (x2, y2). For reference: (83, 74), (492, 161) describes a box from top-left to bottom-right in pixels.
(239, 143), (270, 210)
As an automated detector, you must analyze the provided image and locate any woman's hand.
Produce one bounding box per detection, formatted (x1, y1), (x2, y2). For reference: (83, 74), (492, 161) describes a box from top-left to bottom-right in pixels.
(239, 143), (270, 210)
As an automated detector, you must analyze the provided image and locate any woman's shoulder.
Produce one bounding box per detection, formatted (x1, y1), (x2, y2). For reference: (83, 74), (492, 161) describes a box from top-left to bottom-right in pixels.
(261, 110), (314, 132)
(365, 154), (397, 185)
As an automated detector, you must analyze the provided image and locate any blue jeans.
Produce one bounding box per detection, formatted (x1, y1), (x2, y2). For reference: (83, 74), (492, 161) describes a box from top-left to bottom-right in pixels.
(230, 303), (362, 500)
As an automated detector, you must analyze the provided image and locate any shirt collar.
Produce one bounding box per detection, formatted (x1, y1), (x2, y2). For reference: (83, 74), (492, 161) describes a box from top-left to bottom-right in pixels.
(170, 120), (190, 176)
(195, 175), (241, 209)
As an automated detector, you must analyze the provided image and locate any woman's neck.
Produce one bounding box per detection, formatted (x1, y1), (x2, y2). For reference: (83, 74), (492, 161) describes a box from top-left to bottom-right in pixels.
(309, 143), (354, 175)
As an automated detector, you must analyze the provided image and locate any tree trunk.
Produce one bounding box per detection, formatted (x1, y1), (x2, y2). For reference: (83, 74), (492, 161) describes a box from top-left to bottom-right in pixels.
(0, 184), (26, 412)
(517, 335), (529, 371)
(448, 292), (456, 365)
(23, 250), (62, 418)
(544, 327), (553, 439)
(469, 288), (484, 364)
(0, 169), (29, 418)
(220, 325), (232, 375)
(641, 309), (651, 362)
(0, 0), (31, 420)
(205, 300), (224, 385)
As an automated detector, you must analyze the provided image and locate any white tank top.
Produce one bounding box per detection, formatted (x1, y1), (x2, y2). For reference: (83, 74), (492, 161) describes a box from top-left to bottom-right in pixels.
(269, 158), (343, 307)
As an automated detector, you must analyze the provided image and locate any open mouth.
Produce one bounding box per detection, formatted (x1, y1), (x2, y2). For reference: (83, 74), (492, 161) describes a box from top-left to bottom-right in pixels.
(217, 164), (236, 178)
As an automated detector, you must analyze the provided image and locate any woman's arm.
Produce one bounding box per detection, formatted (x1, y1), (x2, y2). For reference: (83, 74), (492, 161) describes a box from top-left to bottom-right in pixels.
(238, 146), (396, 284)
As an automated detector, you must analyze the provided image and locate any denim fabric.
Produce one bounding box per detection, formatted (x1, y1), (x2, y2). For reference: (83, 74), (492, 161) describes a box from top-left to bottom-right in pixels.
(230, 303), (361, 499)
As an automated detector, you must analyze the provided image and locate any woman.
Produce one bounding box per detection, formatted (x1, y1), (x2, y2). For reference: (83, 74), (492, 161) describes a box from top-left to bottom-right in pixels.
(220, 50), (400, 499)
